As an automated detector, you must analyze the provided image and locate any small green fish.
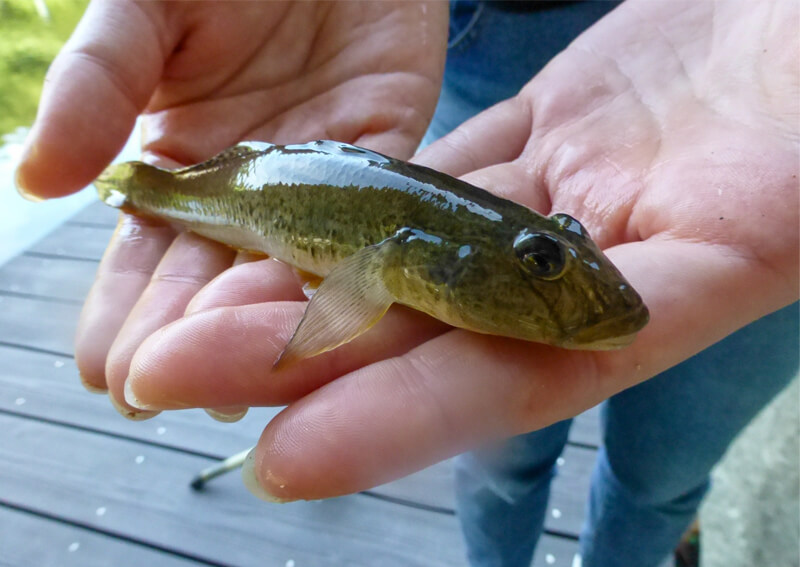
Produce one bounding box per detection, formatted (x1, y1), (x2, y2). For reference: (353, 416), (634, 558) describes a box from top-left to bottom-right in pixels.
(94, 140), (648, 367)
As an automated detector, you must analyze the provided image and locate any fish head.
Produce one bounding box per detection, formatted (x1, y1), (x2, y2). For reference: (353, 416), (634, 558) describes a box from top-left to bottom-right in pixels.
(441, 213), (649, 350)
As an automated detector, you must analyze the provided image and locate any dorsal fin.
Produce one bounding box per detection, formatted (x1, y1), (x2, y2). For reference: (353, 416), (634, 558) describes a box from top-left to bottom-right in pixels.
(175, 142), (274, 175)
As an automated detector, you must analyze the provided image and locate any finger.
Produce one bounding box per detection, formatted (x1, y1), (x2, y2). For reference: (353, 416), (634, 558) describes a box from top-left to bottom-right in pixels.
(74, 214), (175, 392)
(459, 162), (552, 215)
(243, 329), (594, 502)
(248, 74), (437, 160)
(185, 257), (305, 315)
(124, 302), (449, 411)
(184, 256), (303, 423)
(205, 407), (250, 423)
(15, 1), (174, 199)
(412, 96), (532, 177)
(241, 238), (796, 501)
(104, 232), (236, 418)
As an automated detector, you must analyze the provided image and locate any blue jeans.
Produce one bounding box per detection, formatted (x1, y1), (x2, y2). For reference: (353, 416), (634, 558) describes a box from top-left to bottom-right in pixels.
(428, 3), (800, 565)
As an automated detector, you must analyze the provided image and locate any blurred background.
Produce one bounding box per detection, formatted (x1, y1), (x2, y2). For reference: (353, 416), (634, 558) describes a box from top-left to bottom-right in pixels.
(0, 0), (139, 267)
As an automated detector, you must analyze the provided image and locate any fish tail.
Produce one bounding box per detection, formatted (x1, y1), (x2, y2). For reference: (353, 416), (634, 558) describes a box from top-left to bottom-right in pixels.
(94, 161), (174, 213)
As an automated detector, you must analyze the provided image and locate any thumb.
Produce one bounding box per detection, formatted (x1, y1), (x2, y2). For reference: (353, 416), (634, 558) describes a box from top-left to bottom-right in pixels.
(15, 1), (176, 200)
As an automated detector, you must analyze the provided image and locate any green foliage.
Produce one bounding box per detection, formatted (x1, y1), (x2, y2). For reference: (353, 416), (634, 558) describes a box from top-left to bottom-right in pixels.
(0, 0), (88, 136)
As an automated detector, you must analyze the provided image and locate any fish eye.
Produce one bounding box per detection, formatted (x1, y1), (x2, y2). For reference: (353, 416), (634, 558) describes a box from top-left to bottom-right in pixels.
(513, 231), (566, 280)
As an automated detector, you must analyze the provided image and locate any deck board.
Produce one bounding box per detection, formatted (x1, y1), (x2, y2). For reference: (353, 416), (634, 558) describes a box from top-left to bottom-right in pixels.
(0, 202), (611, 566)
(5, 219), (603, 447)
(0, 254), (96, 302)
(0, 506), (205, 567)
(0, 343), (593, 536)
(0, 294), (79, 355)
(0, 414), (465, 567)
(0, 412), (580, 567)
(67, 201), (120, 227)
(27, 224), (112, 262)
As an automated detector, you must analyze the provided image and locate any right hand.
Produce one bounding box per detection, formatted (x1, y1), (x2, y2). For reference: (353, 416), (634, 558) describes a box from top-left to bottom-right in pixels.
(110, 0), (799, 503)
(15, 0), (448, 417)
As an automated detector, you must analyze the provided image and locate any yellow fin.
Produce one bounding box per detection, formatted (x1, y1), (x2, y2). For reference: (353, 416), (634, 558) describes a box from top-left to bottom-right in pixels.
(274, 244), (394, 369)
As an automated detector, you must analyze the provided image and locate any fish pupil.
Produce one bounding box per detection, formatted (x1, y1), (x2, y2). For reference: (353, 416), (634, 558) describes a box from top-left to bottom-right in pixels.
(514, 232), (566, 280)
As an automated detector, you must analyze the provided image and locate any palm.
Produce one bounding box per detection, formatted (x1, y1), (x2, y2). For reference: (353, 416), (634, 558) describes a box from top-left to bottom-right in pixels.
(516, 0), (799, 365)
(139, 2), (446, 163)
(19, 1), (446, 195)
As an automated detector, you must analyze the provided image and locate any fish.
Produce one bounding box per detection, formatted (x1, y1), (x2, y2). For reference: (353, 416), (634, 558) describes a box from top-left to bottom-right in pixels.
(94, 140), (649, 368)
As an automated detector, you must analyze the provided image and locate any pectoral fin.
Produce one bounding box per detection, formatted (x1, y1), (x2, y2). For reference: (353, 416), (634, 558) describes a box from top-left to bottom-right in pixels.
(274, 243), (395, 369)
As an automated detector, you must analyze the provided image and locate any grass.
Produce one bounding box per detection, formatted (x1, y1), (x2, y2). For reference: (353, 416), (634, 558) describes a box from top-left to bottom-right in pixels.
(0, 0), (88, 137)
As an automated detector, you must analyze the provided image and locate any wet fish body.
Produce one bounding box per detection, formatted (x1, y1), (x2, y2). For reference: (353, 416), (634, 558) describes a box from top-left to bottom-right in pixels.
(95, 140), (648, 366)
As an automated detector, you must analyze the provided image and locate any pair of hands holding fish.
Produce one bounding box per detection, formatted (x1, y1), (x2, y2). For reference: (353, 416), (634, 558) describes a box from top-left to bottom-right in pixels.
(16, 1), (798, 501)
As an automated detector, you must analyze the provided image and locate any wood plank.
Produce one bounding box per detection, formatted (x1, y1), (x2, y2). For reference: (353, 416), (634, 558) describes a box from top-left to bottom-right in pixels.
(0, 344), (592, 537)
(10, 205), (600, 449)
(0, 257), (600, 447)
(0, 210), (600, 539)
(67, 201), (120, 227)
(570, 404), (601, 448)
(533, 535), (580, 567)
(0, 505), (203, 567)
(0, 203), (592, 563)
(28, 224), (112, 261)
(0, 412), (575, 567)
(0, 295), (78, 355)
(0, 288), (598, 462)
(1, 412), (467, 567)
(0, 254), (96, 303)
(0, 345), (278, 459)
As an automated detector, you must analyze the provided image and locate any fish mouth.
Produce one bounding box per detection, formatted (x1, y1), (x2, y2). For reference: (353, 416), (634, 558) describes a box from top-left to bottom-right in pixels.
(562, 305), (650, 351)
(563, 331), (639, 351)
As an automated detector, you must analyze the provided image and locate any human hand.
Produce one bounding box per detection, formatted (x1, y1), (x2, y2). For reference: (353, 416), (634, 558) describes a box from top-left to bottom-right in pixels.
(114, 0), (800, 501)
(14, 0), (448, 417)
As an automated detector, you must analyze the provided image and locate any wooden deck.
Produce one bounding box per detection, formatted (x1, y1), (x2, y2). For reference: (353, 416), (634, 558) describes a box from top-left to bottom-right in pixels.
(0, 201), (604, 567)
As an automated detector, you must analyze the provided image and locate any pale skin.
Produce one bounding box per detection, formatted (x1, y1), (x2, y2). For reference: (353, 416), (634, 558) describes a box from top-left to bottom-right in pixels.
(16, 0), (798, 501)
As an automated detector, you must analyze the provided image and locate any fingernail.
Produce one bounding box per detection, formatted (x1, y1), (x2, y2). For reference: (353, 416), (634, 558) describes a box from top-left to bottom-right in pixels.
(15, 176), (46, 202)
(241, 449), (295, 503)
(109, 388), (160, 421)
(123, 379), (194, 411)
(205, 407), (249, 423)
(79, 373), (108, 394)
(123, 379), (157, 410)
(14, 147), (47, 202)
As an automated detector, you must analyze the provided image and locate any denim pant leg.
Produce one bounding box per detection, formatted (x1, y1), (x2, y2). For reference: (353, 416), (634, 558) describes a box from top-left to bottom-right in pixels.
(426, 4), (799, 566)
(580, 303), (799, 566)
(455, 420), (572, 567)
(422, 1), (621, 148)
(434, 3), (622, 566)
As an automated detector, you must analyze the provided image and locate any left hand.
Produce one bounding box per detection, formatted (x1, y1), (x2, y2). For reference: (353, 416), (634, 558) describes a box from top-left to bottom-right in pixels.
(16, 0), (448, 418)
(117, 0), (799, 500)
